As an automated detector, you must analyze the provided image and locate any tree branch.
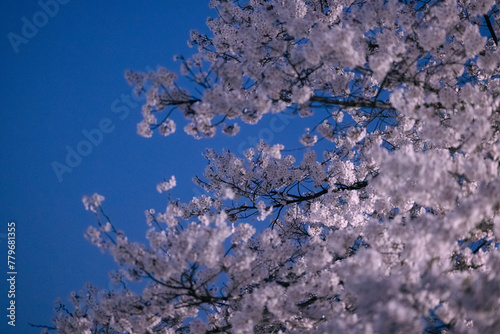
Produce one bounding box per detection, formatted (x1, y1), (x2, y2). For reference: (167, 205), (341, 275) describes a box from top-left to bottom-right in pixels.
(310, 96), (393, 110)
(484, 14), (498, 46)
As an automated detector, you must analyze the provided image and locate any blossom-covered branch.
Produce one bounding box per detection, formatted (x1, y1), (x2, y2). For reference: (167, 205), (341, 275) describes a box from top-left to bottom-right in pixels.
(48, 1), (500, 333)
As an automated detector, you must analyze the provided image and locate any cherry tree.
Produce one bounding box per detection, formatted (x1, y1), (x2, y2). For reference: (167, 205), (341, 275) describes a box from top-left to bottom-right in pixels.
(48, 0), (500, 333)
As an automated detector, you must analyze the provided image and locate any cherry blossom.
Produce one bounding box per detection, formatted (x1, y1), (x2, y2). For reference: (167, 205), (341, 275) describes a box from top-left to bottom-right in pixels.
(47, 1), (500, 333)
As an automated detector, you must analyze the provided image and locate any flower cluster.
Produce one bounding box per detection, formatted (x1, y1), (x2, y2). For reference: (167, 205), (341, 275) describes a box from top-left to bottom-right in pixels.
(51, 1), (500, 333)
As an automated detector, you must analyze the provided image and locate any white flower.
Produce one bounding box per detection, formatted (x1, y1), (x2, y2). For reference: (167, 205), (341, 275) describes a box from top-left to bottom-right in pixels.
(292, 85), (313, 104)
(156, 175), (176, 193)
(256, 200), (273, 221)
(299, 128), (318, 146)
(137, 120), (152, 138)
(82, 193), (105, 213)
(222, 123), (240, 136)
(159, 119), (176, 136)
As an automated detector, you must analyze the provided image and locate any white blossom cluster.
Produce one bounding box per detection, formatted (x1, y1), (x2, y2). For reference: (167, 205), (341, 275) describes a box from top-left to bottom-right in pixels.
(157, 176), (177, 194)
(50, 0), (500, 333)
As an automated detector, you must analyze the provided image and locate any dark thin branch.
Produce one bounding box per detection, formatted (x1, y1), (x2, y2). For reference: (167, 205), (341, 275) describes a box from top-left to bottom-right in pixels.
(29, 323), (57, 330)
(310, 96), (393, 110)
(484, 14), (498, 46)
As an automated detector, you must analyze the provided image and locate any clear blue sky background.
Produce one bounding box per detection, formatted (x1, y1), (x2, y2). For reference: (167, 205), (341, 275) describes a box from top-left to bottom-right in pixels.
(4, 2), (499, 333)
(0, 1), (311, 332)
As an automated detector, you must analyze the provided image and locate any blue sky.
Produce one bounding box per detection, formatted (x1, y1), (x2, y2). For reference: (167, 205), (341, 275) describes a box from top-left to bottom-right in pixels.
(0, 1), (312, 332)
(0, 1), (214, 332)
